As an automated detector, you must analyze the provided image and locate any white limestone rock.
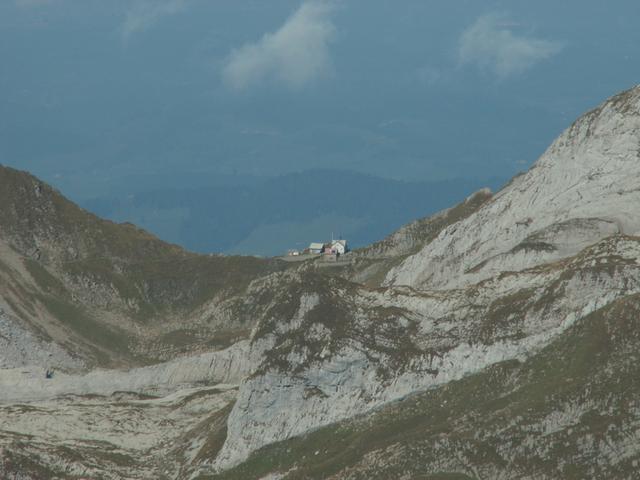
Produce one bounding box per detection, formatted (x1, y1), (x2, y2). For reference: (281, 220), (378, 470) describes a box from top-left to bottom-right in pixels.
(213, 236), (640, 470)
(0, 306), (82, 371)
(0, 340), (251, 404)
(384, 86), (640, 290)
(210, 86), (640, 471)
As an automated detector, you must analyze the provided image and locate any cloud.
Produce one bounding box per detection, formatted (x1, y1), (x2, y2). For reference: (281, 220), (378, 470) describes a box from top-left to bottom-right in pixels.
(222, 1), (336, 91)
(121, 0), (188, 41)
(458, 14), (562, 78)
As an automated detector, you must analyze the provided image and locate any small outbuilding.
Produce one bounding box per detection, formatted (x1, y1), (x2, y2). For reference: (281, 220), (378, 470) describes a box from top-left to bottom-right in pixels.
(308, 242), (325, 254)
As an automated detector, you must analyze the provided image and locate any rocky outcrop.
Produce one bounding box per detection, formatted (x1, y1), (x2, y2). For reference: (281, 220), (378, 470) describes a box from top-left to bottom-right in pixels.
(385, 85), (640, 290)
(211, 291), (640, 480)
(206, 85), (640, 473)
(0, 383), (238, 480)
(354, 188), (493, 259)
(342, 188), (493, 288)
(0, 307), (81, 371)
(0, 341), (254, 478)
(212, 236), (640, 470)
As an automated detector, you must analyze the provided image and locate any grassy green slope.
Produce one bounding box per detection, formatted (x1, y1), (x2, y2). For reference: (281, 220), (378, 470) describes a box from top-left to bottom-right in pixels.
(0, 165), (280, 307)
(0, 165), (286, 366)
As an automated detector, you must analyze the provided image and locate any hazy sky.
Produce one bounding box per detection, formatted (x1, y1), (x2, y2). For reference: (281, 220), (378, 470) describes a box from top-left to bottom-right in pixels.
(1, 0), (639, 196)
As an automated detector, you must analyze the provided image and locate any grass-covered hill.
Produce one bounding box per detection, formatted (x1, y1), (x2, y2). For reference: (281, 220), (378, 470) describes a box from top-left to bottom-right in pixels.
(0, 165), (285, 367)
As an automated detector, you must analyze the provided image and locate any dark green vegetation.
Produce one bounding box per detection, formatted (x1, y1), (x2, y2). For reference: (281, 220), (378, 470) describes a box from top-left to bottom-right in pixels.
(203, 294), (640, 480)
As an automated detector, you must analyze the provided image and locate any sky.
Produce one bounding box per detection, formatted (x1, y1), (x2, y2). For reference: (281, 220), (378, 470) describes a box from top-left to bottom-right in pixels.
(1, 0), (639, 199)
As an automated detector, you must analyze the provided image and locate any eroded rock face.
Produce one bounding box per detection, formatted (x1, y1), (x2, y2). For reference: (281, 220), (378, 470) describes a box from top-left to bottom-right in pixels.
(212, 236), (640, 470)
(354, 188), (493, 260)
(0, 342), (252, 479)
(0, 307), (82, 371)
(209, 86), (640, 472)
(385, 86), (640, 290)
(219, 292), (640, 479)
(0, 384), (238, 480)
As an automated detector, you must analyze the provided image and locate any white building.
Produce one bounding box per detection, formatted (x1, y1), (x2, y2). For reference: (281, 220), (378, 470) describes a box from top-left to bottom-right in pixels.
(331, 239), (348, 255)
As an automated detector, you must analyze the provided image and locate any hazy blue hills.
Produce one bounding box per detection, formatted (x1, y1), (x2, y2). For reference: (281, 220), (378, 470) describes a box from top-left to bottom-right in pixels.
(81, 169), (506, 257)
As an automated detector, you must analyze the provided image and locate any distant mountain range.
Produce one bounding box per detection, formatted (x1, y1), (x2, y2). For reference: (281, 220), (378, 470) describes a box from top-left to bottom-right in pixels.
(81, 169), (506, 256)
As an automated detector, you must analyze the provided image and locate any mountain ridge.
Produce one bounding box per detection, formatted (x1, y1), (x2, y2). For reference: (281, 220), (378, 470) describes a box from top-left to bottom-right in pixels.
(204, 84), (640, 473)
(2, 85), (640, 479)
(0, 164), (285, 368)
(385, 84), (640, 290)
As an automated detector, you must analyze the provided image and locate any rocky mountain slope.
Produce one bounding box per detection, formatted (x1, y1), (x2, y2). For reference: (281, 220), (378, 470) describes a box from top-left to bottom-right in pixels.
(0, 165), (285, 368)
(2, 85), (640, 479)
(340, 188), (493, 287)
(210, 289), (640, 479)
(207, 234), (640, 475)
(204, 84), (640, 476)
(384, 86), (640, 290)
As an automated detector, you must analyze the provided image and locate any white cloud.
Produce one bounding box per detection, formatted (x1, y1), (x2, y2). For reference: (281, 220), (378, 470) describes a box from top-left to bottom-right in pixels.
(222, 1), (336, 91)
(121, 0), (188, 41)
(458, 14), (562, 78)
